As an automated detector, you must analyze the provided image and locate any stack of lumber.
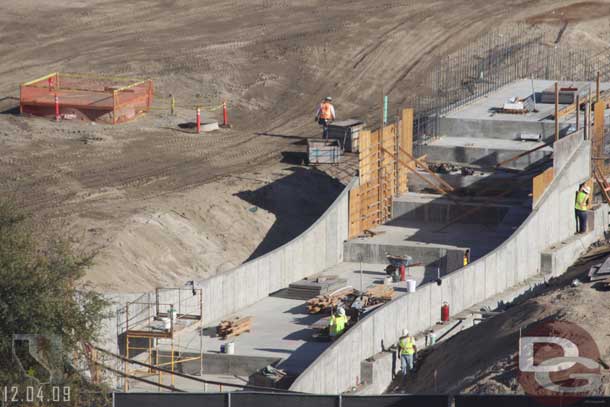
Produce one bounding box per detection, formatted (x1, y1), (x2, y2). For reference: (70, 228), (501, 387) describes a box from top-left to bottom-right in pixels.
(364, 285), (394, 307)
(307, 287), (354, 314)
(217, 316), (252, 339)
(285, 276), (348, 300)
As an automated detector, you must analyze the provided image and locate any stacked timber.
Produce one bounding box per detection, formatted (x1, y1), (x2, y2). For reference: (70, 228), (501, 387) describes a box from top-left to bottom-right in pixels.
(285, 276), (348, 300)
(217, 316), (252, 339)
(364, 285), (394, 306)
(307, 287), (354, 314)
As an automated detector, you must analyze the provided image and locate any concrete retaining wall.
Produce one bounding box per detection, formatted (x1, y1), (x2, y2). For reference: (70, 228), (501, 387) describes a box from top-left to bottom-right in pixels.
(438, 117), (572, 141)
(102, 177), (355, 357)
(391, 197), (510, 225)
(171, 177), (354, 325)
(344, 241), (465, 272)
(290, 131), (604, 394)
(422, 143), (551, 168)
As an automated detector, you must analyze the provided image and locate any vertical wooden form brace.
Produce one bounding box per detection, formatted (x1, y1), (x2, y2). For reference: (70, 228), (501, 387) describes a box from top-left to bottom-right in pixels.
(594, 101), (606, 173)
(400, 108), (414, 194)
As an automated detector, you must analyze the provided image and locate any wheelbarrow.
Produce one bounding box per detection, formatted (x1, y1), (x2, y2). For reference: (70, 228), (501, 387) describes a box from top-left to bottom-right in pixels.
(385, 254), (414, 282)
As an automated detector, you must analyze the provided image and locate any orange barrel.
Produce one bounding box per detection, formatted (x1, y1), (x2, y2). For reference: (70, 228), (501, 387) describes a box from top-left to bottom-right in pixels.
(441, 302), (450, 322)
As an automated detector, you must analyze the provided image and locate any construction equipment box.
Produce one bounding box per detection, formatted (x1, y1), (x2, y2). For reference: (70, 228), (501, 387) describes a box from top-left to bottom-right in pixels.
(308, 139), (342, 164)
(327, 119), (365, 153)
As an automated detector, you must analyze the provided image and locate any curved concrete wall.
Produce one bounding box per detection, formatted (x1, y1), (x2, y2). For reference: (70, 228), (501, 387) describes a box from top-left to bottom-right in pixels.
(291, 132), (602, 394)
(197, 177), (356, 324)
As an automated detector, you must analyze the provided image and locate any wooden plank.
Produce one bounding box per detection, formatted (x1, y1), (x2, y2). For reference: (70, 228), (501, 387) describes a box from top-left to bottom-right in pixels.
(398, 157), (448, 195)
(594, 101), (605, 171)
(495, 142), (552, 168)
(532, 167), (554, 206)
(398, 146), (454, 192)
(401, 108), (414, 193)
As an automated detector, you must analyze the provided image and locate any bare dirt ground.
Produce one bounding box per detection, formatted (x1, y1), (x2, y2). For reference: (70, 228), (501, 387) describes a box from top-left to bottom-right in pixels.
(388, 249), (610, 395)
(1, 0), (610, 292)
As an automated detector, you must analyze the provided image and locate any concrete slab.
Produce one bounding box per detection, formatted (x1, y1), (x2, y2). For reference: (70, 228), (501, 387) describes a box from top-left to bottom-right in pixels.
(167, 262), (424, 376)
(422, 136), (552, 168)
(438, 79), (610, 140)
(345, 220), (515, 266)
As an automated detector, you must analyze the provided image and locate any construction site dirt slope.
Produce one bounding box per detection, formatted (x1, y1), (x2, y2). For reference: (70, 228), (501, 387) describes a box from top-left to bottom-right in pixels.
(1, 0), (610, 292)
(390, 256), (610, 395)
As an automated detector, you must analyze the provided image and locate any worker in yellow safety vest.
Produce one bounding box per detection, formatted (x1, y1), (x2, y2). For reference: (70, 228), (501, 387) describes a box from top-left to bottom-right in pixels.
(575, 184), (591, 234)
(329, 306), (347, 340)
(398, 329), (417, 377)
(463, 249), (470, 267)
(315, 96), (336, 139)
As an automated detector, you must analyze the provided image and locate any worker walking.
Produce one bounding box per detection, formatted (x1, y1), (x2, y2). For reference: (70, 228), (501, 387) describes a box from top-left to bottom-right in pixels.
(329, 306), (347, 340)
(575, 184), (591, 234)
(315, 96), (336, 139)
(398, 329), (417, 378)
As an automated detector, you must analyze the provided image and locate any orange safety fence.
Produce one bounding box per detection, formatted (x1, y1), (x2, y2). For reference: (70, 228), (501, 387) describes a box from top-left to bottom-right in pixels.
(20, 72), (153, 124)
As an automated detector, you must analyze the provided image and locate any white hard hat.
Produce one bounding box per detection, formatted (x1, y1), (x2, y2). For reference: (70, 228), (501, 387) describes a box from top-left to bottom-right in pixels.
(583, 186), (591, 194)
(402, 328), (409, 336)
(324, 96), (332, 101)
(337, 307), (346, 316)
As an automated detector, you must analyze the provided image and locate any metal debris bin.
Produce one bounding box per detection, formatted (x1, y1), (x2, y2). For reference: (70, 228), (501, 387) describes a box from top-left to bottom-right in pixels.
(327, 119), (365, 152)
(307, 138), (342, 164)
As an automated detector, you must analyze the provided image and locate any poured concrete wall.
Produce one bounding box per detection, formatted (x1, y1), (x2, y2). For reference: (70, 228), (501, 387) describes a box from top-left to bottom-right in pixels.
(104, 178), (355, 354)
(392, 196), (510, 225)
(438, 117), (572, 141)
(422, 143), (551, 168)
(191, 177), (354, 325)
(344, 241), (465, 272)
(290, 131), (605, 394)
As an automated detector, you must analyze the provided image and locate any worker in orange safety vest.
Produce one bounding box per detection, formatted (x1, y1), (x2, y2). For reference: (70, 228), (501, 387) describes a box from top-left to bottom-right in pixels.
(315, 96), (336, 139)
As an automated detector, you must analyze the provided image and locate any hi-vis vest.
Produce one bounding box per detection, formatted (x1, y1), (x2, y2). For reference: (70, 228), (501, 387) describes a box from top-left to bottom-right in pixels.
(329, 315), (347, 336)
(399, 336), (415, 355)
(575, 191), (588, 211)
(319, 102), (333, 120)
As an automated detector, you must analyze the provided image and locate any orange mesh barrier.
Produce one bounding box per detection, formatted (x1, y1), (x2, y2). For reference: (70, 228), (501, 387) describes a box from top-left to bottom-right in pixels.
(20, 73), (153, 124)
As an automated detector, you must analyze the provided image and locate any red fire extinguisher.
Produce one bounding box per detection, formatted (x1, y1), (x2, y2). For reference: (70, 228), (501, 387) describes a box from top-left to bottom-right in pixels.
(441, 302), (450, 322)
(399, 264), (406, 282)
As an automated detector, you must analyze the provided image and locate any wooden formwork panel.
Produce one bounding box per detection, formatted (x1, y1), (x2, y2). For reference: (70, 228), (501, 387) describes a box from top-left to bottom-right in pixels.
(349, 113), (415, 237)
(532, 167), (554, 206)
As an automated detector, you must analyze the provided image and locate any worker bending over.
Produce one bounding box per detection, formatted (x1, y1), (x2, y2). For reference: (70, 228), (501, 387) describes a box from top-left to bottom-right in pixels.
(329, 307), (347, 340)
(315, 96), (336, 139)
(398, 329), (417, 378)
(575, 184), (591, 234)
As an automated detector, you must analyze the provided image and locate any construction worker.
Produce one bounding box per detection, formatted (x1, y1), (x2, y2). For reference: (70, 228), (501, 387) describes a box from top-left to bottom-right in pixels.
(329, 306), (347, 340)
(398, 329), (417, 377)
(463, 249), (470, 267)
(315, 96), (336, 139)
(575, 184), (591, 234)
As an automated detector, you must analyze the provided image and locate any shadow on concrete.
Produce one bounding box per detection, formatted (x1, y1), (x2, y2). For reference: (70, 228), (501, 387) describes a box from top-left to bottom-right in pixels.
(236, 166), (344, 262)
(273, 341), (332, 375)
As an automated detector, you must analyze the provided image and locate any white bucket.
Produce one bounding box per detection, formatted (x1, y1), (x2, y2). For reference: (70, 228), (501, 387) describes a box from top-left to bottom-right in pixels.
(162, 317), (171, 331)
(225, 342), (235, 355)
(406, 279), (417, 293)
(384, 276), (393, 285)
